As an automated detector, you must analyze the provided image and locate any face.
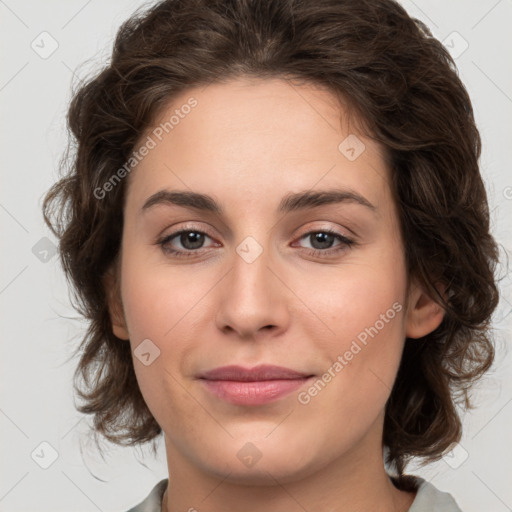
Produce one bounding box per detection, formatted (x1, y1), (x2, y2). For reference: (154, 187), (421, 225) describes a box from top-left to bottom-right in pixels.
(108, 77), (443, 484)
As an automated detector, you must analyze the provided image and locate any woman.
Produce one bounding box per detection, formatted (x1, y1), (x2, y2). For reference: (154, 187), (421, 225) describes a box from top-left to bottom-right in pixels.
(43, 0), (499, 510)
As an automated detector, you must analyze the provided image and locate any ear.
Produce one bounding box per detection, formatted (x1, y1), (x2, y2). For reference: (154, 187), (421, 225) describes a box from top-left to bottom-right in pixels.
(405, 280), (446, 339)
(103, 267), (130, 341)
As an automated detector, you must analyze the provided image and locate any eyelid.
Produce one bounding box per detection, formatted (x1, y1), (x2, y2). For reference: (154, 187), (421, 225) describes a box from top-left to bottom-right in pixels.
(295, 222), (355, 239)
(156, 222), (216, 241)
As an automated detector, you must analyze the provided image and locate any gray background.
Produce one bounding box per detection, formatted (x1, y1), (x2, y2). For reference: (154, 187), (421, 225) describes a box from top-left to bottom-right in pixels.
(0, 0), (511, 510)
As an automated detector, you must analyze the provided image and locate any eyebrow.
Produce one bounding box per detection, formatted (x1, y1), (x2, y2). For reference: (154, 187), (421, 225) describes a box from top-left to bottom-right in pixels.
(141, 188), (376, 215)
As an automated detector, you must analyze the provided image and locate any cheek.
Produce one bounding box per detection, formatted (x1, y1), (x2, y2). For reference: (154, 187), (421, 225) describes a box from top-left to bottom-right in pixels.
(119, 257), (201, 428)
(296, 257), (408, 399)
(120, 248), (201, 343)
(299, 259), (406, 343)
(119, 252), (215, 420)
(291, 273), (407, 452)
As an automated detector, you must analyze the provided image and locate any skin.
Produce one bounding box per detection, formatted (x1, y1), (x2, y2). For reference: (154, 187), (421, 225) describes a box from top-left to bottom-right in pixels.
(106, 77), (445, 512)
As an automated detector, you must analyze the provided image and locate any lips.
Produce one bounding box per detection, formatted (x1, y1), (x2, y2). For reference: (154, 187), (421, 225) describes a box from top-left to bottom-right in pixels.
(198, 365), (314, 405)
(199, 364), (312, 381)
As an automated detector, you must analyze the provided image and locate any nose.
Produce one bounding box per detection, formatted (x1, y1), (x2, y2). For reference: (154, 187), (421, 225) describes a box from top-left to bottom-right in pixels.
(215, 241), (290, 340)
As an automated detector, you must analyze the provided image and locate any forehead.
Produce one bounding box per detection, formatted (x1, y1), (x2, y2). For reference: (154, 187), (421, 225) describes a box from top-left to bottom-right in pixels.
(125, 77), (391, 216)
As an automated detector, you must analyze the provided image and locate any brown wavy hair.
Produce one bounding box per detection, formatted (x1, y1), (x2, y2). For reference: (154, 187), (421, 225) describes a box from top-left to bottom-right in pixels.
(43, 0), (499, 486)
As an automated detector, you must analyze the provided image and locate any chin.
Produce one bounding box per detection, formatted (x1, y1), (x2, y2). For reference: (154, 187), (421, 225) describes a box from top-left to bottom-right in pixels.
(195, 438), (324, 486)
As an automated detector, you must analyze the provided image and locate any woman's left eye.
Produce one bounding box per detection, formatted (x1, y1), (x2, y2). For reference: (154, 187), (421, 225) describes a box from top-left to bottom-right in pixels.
(294, 230), (355, 256)
(156, 228), (355, 258)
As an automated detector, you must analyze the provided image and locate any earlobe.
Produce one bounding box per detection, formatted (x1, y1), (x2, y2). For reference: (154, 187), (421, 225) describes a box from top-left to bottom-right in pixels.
(112, 323), (130, 341)
(103, 268), (130, 341)
(405, 282), (446, 339)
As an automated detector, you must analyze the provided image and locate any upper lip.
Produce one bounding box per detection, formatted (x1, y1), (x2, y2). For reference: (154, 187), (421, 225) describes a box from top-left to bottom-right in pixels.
(198, 365), (313, 382)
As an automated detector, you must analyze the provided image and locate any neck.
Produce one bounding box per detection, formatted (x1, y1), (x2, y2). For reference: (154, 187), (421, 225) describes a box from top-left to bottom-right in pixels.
(161, 428), (416, 512)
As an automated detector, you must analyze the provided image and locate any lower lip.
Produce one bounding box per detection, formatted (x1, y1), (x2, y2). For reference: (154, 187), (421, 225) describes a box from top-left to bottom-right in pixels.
(200, 378), (312, 405)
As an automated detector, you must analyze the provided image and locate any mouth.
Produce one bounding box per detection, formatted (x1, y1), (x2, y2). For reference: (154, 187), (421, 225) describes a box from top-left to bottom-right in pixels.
(198, 365), (315, 406)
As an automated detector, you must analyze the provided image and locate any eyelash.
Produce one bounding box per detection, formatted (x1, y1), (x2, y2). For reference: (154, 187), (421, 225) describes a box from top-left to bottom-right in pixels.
(156, 226), (355, 259)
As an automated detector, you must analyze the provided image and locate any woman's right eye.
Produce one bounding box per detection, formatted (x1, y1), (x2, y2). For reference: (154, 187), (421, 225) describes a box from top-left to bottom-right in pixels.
(157, 229), (216, 258)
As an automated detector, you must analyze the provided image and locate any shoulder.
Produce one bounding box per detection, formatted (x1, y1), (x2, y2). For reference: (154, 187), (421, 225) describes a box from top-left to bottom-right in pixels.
(124, 479), (168, 512)
(408, 476), (463, 512)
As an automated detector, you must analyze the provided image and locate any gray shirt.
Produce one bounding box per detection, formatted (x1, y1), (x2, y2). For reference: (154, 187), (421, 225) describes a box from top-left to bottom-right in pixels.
(125, 475), (463, 512)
